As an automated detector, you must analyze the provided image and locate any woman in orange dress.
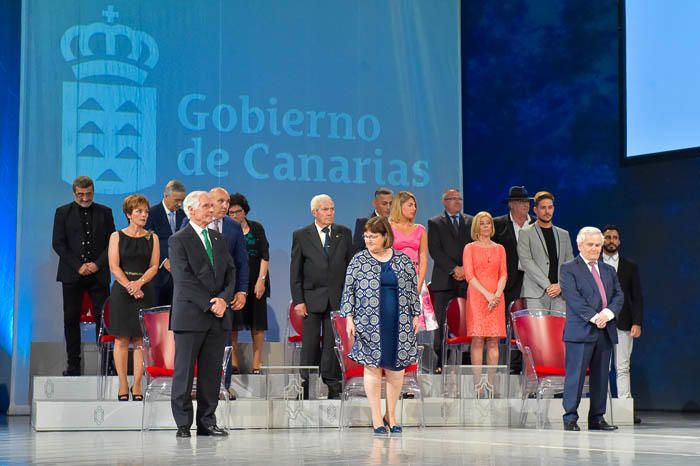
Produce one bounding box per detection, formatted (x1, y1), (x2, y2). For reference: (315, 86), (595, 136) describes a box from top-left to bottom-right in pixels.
(462, 211), (507, 392)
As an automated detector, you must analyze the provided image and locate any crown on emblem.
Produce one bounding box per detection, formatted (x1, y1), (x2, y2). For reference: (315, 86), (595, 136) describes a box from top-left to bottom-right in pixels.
(60, 5), (159, 84)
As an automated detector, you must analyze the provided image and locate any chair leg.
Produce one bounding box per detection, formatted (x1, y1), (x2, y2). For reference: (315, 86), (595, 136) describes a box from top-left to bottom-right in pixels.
(96, 344), (103, 400)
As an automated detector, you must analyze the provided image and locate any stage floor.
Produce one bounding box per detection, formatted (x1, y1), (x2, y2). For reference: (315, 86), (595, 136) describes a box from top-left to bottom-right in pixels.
(2, 412), (699, 465)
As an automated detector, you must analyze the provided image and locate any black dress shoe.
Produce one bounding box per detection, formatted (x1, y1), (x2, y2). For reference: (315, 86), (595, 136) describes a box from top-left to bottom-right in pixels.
(176, 426), (191, 438)
(327, 391), (341, 400)
(563, 421), (580, 431)
(634, 416), (642, 424)
(196, 425), (229, 437)
(588, 419), (618, 431)
(62, 368), (81, 376)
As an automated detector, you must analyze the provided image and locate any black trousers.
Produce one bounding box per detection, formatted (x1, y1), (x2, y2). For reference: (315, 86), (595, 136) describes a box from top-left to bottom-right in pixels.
(172, 329), (228, 428)
(300, 311), (341, 392)
(432, 281), (467, 368)
(61, 276), (109, 369)
(503, 286), (523, 374)
(153, 269), (174, 306)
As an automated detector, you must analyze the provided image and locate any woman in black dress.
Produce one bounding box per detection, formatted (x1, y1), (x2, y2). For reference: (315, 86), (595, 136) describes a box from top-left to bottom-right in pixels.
(107, 194), (160, 401)
(228, 193), (269, 374)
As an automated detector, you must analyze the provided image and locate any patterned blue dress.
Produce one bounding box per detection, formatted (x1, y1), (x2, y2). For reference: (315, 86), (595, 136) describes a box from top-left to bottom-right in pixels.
(340, 249), (421, 369)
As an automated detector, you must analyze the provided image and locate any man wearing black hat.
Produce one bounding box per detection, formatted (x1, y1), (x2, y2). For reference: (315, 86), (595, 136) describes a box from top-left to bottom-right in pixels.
(494, 187), (534, 311)
(494, 187), (534, 374)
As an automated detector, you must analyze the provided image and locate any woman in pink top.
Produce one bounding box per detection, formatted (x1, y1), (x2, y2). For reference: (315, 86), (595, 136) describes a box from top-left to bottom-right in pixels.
(389, 191), (428, 292)
(462, 211), (507, 394)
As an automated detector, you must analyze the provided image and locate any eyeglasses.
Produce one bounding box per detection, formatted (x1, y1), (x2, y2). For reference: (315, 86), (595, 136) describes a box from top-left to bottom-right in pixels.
(74, 191), (93, 199)
(444, 197), (462, 201)
(229, 209), (244, 215)
(363, 234), (382, 241)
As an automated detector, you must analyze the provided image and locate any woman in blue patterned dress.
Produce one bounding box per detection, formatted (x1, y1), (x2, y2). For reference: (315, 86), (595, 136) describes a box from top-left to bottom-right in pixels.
(340, 216), (421, 434)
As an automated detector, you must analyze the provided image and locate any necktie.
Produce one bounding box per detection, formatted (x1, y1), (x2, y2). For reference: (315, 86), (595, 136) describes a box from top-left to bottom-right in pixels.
(202, 229), (214, 265)
(168, 211), (176, 234)
(588, 261), (608, 309)
(322, 226), (330, 256)
(451, 215), (459, 230)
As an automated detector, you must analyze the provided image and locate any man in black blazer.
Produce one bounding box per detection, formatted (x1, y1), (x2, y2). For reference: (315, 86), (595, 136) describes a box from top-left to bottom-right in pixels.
(493, 186), (534, 373)
(52, 176), (115, 376)
(602, 225), (643, 422)
(145, 180), (186, 306)
(290, 194), (353, 398)
(169, 191), (236, 438)
(427, 188), (473, 371)
(352, 187), (393, 252)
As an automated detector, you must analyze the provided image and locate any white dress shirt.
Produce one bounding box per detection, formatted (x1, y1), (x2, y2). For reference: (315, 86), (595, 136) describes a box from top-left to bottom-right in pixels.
(208, 217), (224, 234)
(315, 222), (331, 247)
(189, 222), (211, 251)
(510, 212), (528, 242)
(602, 252), (619, 272)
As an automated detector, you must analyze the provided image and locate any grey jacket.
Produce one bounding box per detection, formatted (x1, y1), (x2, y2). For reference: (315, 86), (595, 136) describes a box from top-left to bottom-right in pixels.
(517, 223), (574, 299)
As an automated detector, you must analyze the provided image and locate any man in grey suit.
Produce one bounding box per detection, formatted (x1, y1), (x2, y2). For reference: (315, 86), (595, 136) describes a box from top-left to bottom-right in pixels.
(290, 194), (354, 399)
(517, 191), (573, 311)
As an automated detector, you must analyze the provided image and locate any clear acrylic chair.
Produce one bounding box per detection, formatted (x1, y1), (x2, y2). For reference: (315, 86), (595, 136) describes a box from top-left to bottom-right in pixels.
(330, 311), (425, 430)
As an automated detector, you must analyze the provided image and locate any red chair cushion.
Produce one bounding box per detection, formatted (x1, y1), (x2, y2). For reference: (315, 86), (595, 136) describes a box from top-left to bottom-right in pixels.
(288, 335), (302, 343)
(344, 364), (419, 381)
(100, 335), (115, 343)
(535, 366), (591, 377)
(146, 367), (174, 377)
(447, 336), (472, 345)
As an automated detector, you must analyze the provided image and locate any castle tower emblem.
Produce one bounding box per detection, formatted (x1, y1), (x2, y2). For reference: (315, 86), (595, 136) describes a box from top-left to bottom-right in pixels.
(60, 5), (159, 194)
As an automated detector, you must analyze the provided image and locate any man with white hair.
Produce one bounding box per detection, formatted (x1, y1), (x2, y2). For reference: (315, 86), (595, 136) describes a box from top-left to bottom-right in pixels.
(560, 226), (624, 432)
(290, 194), (353, 399)
(169, 191), (235, 437)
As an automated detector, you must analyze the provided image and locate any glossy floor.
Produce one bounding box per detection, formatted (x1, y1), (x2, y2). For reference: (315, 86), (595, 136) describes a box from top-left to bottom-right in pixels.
(1, 412), (699, 465)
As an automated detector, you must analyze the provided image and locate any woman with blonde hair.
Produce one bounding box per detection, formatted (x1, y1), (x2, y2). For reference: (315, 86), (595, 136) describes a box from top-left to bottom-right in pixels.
(462, 211), (507, 394)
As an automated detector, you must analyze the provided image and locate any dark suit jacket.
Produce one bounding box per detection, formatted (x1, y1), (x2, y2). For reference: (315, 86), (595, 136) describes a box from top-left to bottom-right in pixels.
(493, 213), (534, 303)
(560, 256), (624, 344)
(352, 211), (378, 252)
(614, 256), (643, 331)
(290, 223), (353, 314)
(52, 201), (115, 284)
(182, 216), (249, 293)
(145, 202), (186, 266)
(168, 224), (236, 332)
(427, 211), (473, 291)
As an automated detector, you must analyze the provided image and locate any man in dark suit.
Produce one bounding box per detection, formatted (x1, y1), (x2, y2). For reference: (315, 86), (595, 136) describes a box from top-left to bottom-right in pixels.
(560, 227), (624, 432)
(169, 191), (236, 438)
(290, 194), (353, 398)
(602, 225), (643, 423)
(208, 187), (249, 310)
(144, 180), (186, 306)
(52, 176), (115, 376)
(352, 187), (393, 252)
(493, 186), (534, 373)
(208, 187), (249, 396)
(427, 188), (473, 372)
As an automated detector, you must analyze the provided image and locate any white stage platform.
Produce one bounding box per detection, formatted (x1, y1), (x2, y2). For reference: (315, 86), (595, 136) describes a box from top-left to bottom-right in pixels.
(31, 375), (634, 431)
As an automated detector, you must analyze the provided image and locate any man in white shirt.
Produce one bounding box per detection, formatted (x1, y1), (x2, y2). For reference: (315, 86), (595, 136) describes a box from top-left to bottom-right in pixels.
(602, 225), (643, 424)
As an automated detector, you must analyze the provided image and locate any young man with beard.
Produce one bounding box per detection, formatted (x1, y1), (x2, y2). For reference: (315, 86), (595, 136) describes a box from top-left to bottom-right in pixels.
(602, 225), (644, 424)
(517, 191), (573, 311)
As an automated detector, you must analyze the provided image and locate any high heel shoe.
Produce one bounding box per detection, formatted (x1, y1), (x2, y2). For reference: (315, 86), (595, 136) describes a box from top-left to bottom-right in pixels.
(117, 391), (129, 401)
(383, 416), (402, 434)
(130, 387), (143, 402)
(373, 426), (388, 435)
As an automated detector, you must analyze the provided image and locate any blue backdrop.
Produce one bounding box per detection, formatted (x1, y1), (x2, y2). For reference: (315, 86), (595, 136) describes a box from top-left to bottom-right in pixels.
(10, 0), (461, 410)
(461, 1), (700, 411)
